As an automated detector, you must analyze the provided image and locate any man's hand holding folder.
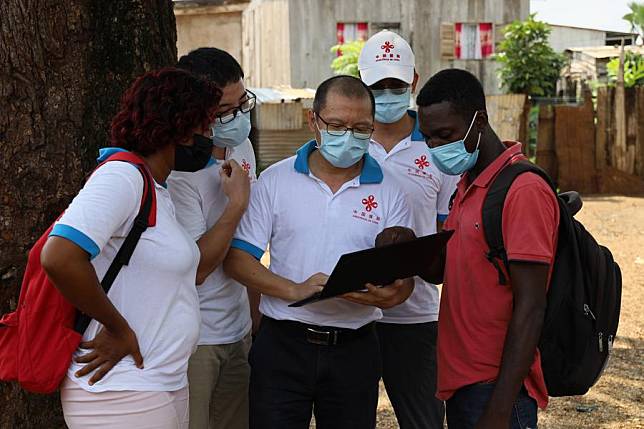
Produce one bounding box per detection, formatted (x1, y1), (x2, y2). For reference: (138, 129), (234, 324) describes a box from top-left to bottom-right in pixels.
(341, 226), (417, 309)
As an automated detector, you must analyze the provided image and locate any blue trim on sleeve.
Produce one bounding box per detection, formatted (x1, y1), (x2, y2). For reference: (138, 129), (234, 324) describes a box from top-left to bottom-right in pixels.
(437, 214), (449, 222)
(231, 239), (264, 260)
(97, 147), (129, 162)
(49, 224), (100, 259)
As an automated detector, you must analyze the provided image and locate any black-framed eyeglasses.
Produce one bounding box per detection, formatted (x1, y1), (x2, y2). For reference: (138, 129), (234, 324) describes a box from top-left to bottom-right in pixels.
(216, 90), (257, 124)
(315, 113), (374, 140)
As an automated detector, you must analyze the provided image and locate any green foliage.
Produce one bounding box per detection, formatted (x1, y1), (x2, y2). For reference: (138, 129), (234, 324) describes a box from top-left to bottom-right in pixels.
(623, 1), (644, 37)
(494, 14), (566, 97)
(607, 52), (644, 87)
(330, 40), (365, 77)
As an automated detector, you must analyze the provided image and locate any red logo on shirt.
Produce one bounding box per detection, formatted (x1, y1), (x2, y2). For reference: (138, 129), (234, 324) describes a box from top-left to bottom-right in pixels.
(414, 154), (430, 170)
(361, 195), (378, 212)
(241, 159), (251, 173)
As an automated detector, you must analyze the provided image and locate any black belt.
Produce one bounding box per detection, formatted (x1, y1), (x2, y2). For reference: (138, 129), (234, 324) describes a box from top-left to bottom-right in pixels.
(263, 317), (375, 346)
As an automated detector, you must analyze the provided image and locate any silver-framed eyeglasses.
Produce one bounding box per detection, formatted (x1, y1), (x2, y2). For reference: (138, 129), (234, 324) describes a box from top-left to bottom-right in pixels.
(315, 113), (374, 140)
(216, 90), (257, 124)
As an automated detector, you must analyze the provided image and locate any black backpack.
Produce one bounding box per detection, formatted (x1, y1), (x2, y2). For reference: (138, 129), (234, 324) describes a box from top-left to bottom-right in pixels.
(481, 160), (622, 397)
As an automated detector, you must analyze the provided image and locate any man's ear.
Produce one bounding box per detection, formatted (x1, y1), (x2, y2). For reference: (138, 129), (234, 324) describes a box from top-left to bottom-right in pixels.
(307, 109), (317, 133)
(475, 110), (489, 132)
(411, 70), (419, 93)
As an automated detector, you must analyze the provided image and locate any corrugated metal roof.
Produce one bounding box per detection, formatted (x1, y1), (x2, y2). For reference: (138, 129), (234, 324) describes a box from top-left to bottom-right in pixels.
(249, 86), (316, 104)
(565, 45), (644, 59)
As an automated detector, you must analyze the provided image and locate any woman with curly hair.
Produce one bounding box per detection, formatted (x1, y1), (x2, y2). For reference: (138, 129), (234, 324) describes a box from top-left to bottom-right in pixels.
(40, 68), (223, 428)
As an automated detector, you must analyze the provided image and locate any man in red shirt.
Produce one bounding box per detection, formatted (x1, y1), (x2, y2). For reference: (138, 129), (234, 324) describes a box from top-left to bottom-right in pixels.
(416, 69), (559, 429)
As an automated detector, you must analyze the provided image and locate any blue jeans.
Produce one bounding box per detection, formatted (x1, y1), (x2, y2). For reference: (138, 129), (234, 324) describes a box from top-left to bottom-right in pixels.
(446, 383), (537, 429)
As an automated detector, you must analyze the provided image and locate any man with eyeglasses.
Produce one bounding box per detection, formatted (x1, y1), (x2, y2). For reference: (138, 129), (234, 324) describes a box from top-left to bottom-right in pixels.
(358, 30), (459, 429)
(167, 47), (258, 429)
(224, 75), (415, 429)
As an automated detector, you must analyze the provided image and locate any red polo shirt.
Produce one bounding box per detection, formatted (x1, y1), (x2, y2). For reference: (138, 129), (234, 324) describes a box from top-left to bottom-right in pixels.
(437, 142), (559, 409)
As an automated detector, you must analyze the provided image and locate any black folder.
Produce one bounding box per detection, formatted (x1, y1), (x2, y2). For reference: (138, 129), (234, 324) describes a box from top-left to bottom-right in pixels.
(288, 230), (453, 307)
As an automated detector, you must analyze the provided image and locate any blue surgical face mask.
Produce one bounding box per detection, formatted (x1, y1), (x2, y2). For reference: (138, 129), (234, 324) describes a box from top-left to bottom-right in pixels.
(315, 124), (369, 169)
(372, 88), (411, 124)
(211, 111), (251, 148)
(428, 112), (481, 175)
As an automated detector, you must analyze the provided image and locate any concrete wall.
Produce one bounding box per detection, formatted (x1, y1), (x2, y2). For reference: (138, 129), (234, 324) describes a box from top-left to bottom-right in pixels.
(175, 4), (246, 62)
(286, 0), (528, 94)
(548, 25), (606, 53)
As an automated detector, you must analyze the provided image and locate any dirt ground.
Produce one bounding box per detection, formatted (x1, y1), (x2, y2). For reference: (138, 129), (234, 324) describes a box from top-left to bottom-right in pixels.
(373, 195), (644, 428)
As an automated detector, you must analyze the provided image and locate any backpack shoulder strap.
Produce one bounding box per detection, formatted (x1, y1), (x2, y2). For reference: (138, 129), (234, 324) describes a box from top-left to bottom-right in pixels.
(481, 160), (555, 285)
(74, 152), (157, 333)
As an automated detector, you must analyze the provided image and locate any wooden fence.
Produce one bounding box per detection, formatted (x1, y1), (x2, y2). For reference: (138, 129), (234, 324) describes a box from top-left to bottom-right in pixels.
(535, 87), (644, 194)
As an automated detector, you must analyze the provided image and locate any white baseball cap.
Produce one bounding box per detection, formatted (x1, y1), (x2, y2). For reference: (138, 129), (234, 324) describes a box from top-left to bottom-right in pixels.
(358, 30), (415, 86)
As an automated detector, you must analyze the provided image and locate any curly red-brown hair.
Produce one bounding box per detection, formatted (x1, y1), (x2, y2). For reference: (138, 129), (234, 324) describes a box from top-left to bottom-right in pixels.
(111, 67), (222, 155)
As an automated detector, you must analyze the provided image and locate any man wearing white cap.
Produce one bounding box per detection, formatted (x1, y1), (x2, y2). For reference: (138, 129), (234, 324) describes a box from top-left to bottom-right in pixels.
(359, 30), (459, 429)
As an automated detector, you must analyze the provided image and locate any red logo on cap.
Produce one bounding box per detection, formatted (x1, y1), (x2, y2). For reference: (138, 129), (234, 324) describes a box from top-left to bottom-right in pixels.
(381, 41), (395, 53)
(362, 195), (378, 212)
(241, 159), (251, 173)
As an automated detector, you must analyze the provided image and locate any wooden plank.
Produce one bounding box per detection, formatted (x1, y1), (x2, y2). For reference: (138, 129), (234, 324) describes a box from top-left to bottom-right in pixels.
(595, 86), (610, 170)
(554, 97), (598, 193)
(253, 129), (315, 169)
(625, 87), (638, 175)
(637, 86), (644, 178)
(440, 23), (455, 59)
(253, 102), (303, 130)
(486, 94), (527, 142)
(535, 105), (557, 182)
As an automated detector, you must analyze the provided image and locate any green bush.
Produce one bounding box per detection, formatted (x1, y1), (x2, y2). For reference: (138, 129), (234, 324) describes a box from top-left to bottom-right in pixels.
(495, 14), (566, 97)
(607, 52), (644, 87)
(330, 40), (365, 77)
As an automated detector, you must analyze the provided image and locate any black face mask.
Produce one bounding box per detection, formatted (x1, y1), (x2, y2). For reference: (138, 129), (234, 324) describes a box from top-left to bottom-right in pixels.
(174, 134), (213, 172)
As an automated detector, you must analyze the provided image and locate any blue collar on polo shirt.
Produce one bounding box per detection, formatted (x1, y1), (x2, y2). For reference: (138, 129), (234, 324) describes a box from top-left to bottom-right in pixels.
(293, 140), (384, 184)
(97, 147), (129, 162)
(408, 110), (425, 142)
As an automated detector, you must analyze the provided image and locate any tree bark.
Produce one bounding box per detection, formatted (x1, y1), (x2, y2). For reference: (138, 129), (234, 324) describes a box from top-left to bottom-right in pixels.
(0, 1), (177, 427)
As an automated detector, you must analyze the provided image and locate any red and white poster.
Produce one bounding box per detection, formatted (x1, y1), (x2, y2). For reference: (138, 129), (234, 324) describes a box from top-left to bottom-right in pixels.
(454, 22), (494, 59)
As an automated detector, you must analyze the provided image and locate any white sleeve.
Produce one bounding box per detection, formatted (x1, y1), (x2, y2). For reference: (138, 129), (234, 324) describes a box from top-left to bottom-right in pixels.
(51, 162), (143, 258)
(231, 174), (273, 259)
(437, 172), (460, 219)
(384, 187), (413, 230)
(167, 173), (207, 241)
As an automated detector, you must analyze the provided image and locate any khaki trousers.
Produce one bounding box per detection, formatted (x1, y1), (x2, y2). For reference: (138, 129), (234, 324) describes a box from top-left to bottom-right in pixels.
(188, 334), (251, 429)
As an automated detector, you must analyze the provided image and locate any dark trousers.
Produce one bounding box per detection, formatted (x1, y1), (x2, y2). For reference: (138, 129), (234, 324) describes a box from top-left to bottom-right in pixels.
(446, 383), (538, 429)
(249, 317), (381, 429)
(376, 321), (445, 429)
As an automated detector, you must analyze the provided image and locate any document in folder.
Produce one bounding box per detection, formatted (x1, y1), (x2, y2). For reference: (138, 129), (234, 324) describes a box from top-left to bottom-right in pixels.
(288, 230), (453, 307)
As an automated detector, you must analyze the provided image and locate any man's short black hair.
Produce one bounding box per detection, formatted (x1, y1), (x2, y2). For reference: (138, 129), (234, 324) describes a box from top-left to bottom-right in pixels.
(313, 75), (375, 116)
(416, 69), (486, 121)
(177, 47), (244, 87)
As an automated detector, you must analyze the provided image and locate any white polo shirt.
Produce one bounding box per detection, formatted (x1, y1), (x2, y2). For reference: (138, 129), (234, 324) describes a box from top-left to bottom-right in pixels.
(368, 111), (459, 324)
(167, 139), (256, 345)
(231, 141), (412, 329)
(50, 148), (201, 392)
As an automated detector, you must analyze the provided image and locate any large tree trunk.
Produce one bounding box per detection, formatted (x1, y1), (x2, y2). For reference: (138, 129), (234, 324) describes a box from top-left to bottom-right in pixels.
(0, 1), (177, 427)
